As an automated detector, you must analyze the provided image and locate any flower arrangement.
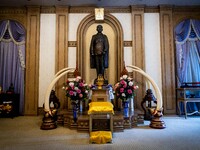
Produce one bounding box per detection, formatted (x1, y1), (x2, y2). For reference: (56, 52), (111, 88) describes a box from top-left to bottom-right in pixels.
(64, 76), (90, 102)
(114, 75), (139, 102)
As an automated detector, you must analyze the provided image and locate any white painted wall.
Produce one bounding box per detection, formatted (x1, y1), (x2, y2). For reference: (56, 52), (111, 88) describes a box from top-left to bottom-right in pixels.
(68, 13), (89, 68)
(39, 14), (56, 107)
(111, 13), (132, 41)
(68, 13), (89, 41)
(144, 13), (162, 93)
(124, 47), (132, 71)
(112, 13), (132, 72)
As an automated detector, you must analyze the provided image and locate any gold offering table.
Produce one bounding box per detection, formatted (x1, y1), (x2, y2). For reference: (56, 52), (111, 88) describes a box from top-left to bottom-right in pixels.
(88, 102), (114, 133)
(88, 102), (114, 144)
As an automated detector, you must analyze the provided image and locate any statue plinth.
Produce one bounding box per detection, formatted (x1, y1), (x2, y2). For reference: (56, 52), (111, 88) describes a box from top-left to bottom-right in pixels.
(96, 75), (104, 89)
(91, 75), (109, 102)
(94, 75), (108, 88)
(91, 89), (108, 102)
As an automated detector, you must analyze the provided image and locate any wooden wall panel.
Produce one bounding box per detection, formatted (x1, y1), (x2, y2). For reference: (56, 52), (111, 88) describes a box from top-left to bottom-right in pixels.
(25, 6), (40, 115)
(57, 16), (66, 68)
(55, 6), (69, 109)
(160, 6), (176, 114)
(131, 6), (145, 110)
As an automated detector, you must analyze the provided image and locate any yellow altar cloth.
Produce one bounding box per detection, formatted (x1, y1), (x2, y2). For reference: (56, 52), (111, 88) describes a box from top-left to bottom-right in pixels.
(90, 131), (112, 144)
(88, 102), (114, 115)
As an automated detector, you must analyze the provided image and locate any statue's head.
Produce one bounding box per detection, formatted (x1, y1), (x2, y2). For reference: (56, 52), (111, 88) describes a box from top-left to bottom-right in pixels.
(97, 25), (103, 33)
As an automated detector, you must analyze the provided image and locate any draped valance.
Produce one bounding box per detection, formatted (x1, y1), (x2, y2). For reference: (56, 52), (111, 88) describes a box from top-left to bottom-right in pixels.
(0, 20), (26, 69)
(175, 19), (200, 44)
(0, 20), (25, 44)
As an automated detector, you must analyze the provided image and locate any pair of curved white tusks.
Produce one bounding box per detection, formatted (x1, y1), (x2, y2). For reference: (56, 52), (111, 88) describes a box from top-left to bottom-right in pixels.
(44, 68), (75, 113)
(126, 65), (162, 113)
(44, 65), (162, 115)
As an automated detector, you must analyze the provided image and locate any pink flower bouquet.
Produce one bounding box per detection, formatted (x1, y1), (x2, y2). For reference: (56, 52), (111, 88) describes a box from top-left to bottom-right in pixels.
(114, 75), (139, 101)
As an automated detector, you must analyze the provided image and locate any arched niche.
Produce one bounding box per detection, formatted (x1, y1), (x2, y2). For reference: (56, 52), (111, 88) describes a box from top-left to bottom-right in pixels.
(77, 14), (124, 85)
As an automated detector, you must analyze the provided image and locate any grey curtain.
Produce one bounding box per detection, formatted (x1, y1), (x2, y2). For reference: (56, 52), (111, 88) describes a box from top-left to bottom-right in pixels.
(0, 20), (26, 115)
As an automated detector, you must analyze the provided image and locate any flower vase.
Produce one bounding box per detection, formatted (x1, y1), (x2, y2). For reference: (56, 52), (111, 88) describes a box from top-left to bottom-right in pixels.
(72, 103), (78, 123)
(123, 101), (129, 117)
(79, 100), (83, 113)
(130, 96), (134, 111)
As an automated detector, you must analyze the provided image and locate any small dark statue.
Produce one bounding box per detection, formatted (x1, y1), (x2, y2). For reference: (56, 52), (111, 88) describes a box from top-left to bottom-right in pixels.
(141, 89), (157, 120)
(49, 90), (60, 110)
(7, 83), (14, 94)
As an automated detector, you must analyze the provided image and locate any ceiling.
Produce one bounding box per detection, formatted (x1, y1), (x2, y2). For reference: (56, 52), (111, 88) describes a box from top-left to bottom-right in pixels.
(1, 0), (200, 7)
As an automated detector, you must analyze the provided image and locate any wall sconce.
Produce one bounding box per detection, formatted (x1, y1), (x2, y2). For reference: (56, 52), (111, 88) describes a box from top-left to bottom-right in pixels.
(95, 8), (104, 21)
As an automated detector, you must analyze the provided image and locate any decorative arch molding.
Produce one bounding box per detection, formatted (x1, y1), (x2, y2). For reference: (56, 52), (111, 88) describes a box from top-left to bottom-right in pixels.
(77, 13), (124, 82)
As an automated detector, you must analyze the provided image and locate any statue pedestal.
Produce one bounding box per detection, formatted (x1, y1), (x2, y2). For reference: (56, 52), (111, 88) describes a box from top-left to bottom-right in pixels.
(94, 79), (108, 85)
(91, 89), (108, 102)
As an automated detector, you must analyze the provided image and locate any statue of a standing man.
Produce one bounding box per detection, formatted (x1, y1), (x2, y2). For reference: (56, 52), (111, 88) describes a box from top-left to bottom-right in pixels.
(90, 25), (109, 81)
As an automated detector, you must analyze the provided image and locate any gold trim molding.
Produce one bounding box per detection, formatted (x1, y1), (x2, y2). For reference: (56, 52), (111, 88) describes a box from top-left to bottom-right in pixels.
(145, 6), (159, 13)
(68, 41), (134, 47)
(69, 6), (160, 14)
(26, 6), (41, 13)
(124, 41), (132, 47)
(105, 7), (131, 13)
(131, 5), (145, 11)
(70, 6), (131, 13)
(41, 6), (56, 13)
(70, 7), (94, 13)
(159, 5), (173, 11)
(68, 41), (77, 47)
(69, 41), (130, 48)
(173, 6), (200, 12)
(56, 6), (69, 13)
(0, 7), (26, 14)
